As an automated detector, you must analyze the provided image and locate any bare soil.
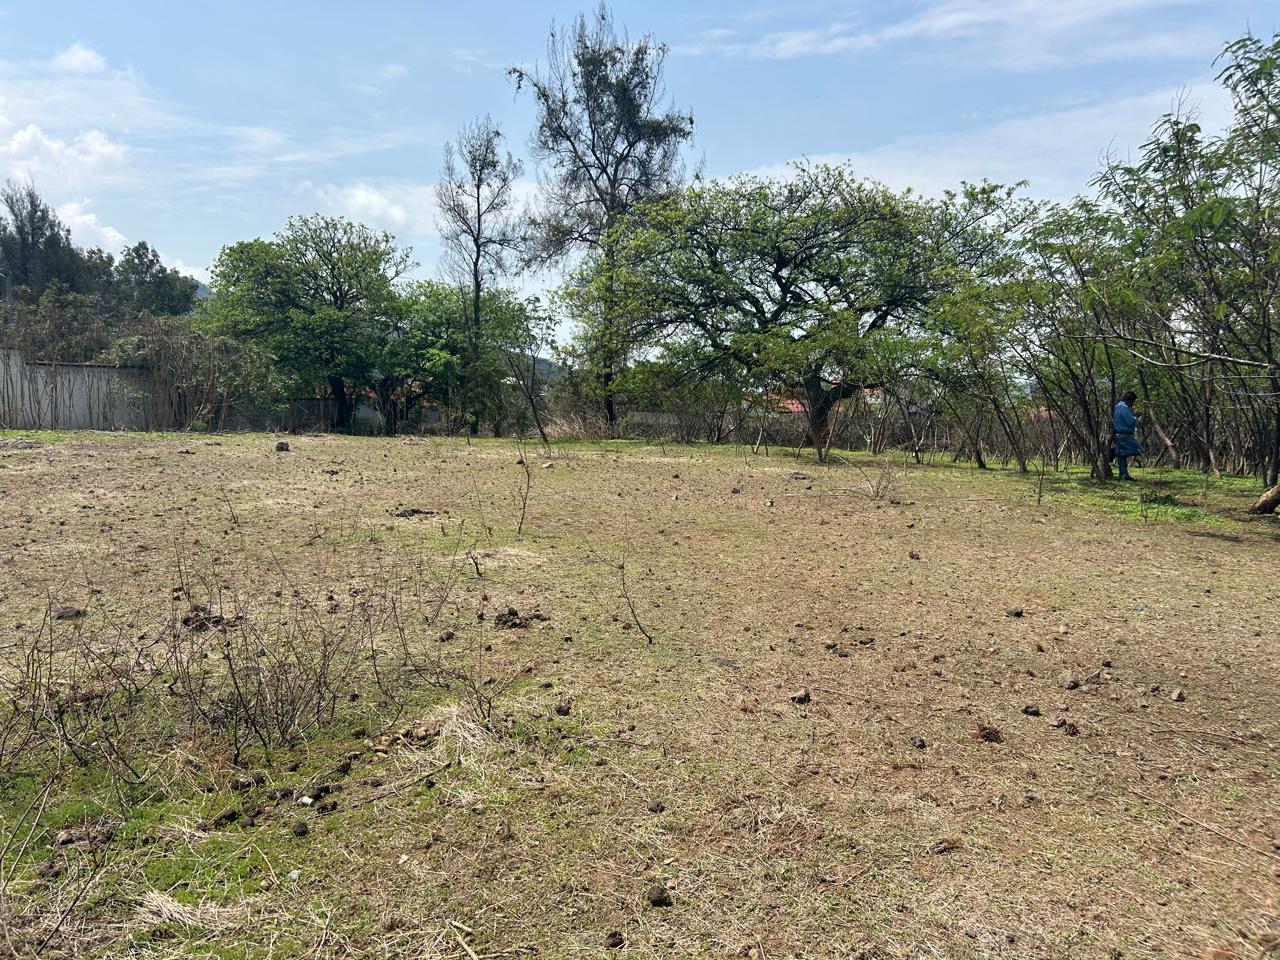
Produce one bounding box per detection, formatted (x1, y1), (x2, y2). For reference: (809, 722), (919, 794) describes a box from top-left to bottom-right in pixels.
(1, 433), (1277, 959)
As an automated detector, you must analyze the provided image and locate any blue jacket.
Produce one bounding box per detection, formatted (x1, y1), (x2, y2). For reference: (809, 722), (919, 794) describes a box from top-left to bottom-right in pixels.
(1114, 401), (1142, 457)
(1113, 401), (1137, 435)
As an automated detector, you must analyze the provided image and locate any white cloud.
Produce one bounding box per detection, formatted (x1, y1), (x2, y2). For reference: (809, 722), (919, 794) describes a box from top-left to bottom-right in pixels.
(449, 49), (509, 74)
(300, 179), (439, 236)
(745, 80), (1234, 202)
(56, 199), (127, 249)
(0, 45), (183, 138)
(163, 257), (210, 284)
(49, 42), (107, 74)
(299, 177), (540, 242)
(377, 63), (408, 80)
(680, 0), (1218, 69)
(0, 124), (128, 192)
(55, 199), (209, 281)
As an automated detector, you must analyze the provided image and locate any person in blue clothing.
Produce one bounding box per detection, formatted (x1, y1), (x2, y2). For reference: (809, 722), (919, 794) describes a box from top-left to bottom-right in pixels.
(1113, 390), (1142, 481)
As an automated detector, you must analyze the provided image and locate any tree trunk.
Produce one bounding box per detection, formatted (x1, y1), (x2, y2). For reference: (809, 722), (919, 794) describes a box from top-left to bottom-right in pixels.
(804, 387), (838, 463)
(1268, 396), (1280, 487)
(327, 376), (351, 432)
(1252, 483), (1280, 514)
(601, 364), (618, 433)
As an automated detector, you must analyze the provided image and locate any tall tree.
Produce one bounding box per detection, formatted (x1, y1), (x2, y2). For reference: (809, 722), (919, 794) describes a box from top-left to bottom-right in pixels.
(510, 2), (693, 425)
(435, 116), (523, 434)
(588, 164), (1019, 460)
(205, 215), (413, 431)
(0, 181), (80, 298)
(1094, 31), (1280, 495)
(113, 241), (200, 316)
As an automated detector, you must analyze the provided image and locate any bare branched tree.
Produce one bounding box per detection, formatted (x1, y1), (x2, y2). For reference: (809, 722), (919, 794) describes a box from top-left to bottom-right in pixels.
(436, 116), (524, 435)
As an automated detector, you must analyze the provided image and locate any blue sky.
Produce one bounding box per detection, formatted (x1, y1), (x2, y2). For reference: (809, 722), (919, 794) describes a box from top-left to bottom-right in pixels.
(0, 1), (1275, 287)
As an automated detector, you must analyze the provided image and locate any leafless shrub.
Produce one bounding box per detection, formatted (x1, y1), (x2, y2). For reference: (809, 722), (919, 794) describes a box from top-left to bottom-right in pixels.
(853, 455), (908, 500)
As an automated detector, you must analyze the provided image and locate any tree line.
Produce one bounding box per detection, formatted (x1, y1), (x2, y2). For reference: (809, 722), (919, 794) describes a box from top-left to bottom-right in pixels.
(1, 6), (1277, 509)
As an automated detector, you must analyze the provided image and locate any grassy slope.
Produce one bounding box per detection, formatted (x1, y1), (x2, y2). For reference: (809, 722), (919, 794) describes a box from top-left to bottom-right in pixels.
(0, 432), (1277, 959)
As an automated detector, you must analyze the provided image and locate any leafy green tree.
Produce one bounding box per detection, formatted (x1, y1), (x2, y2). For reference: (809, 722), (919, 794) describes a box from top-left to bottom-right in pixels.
(0, 181), (83, 298)
(586, 164), (1018, 460)
(112, 241), (199, 316)
(205, 215), (414, 431)
(374, 280), (467, 435)
(4, 283), (118, 362)
(487, 291), (556, 444)
(1094, 30), (1280, 491)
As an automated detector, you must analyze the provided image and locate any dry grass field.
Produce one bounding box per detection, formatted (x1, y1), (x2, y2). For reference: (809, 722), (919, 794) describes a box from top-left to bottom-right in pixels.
(1, 432), (1278, 959)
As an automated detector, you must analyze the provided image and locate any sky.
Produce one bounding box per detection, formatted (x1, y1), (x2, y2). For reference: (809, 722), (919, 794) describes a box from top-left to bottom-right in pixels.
(0, 0), (1276, 289)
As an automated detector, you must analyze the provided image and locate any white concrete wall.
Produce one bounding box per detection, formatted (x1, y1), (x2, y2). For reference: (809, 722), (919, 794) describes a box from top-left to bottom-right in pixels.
(0, 348), (147, 430)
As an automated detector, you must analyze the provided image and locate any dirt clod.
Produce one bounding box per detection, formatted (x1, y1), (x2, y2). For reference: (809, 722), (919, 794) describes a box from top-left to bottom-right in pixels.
(646, 883), (673, 907)
(291, 821), (309, 837)
(977, 723), (1003, 743)
(604, 930), (625, 949)
(35, 858), (62, 880)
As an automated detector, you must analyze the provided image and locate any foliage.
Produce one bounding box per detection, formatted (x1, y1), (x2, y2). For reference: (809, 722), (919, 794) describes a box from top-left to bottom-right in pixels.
(203, 215), (414, 431)
(576, 163), (1023, 458)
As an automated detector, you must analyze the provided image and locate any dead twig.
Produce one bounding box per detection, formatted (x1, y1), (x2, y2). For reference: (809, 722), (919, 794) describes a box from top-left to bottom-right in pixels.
(1127, 788), (1280, 863)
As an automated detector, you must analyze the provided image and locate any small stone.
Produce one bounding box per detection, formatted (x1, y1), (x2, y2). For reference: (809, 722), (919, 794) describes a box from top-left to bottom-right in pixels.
(646, 800), (666, 814)
(53, 605), (87, 621)
(646, 883), (673, 907)
(275, 440), (290, 452)
(1022, 704), (1041, 717)
(1005, 607), (1023, 618)
(789, 687), (811, 705)
(286, 868), (301, 881)
(1062, 673), (1079, 691)
(910, 736), (927, 750)
(1171, 688), (1186, 702)
(541, 462), (553, 469)
(604, 930), (625, 949)
(554, 700), (572, 717)
(291, 821), (309, 837)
